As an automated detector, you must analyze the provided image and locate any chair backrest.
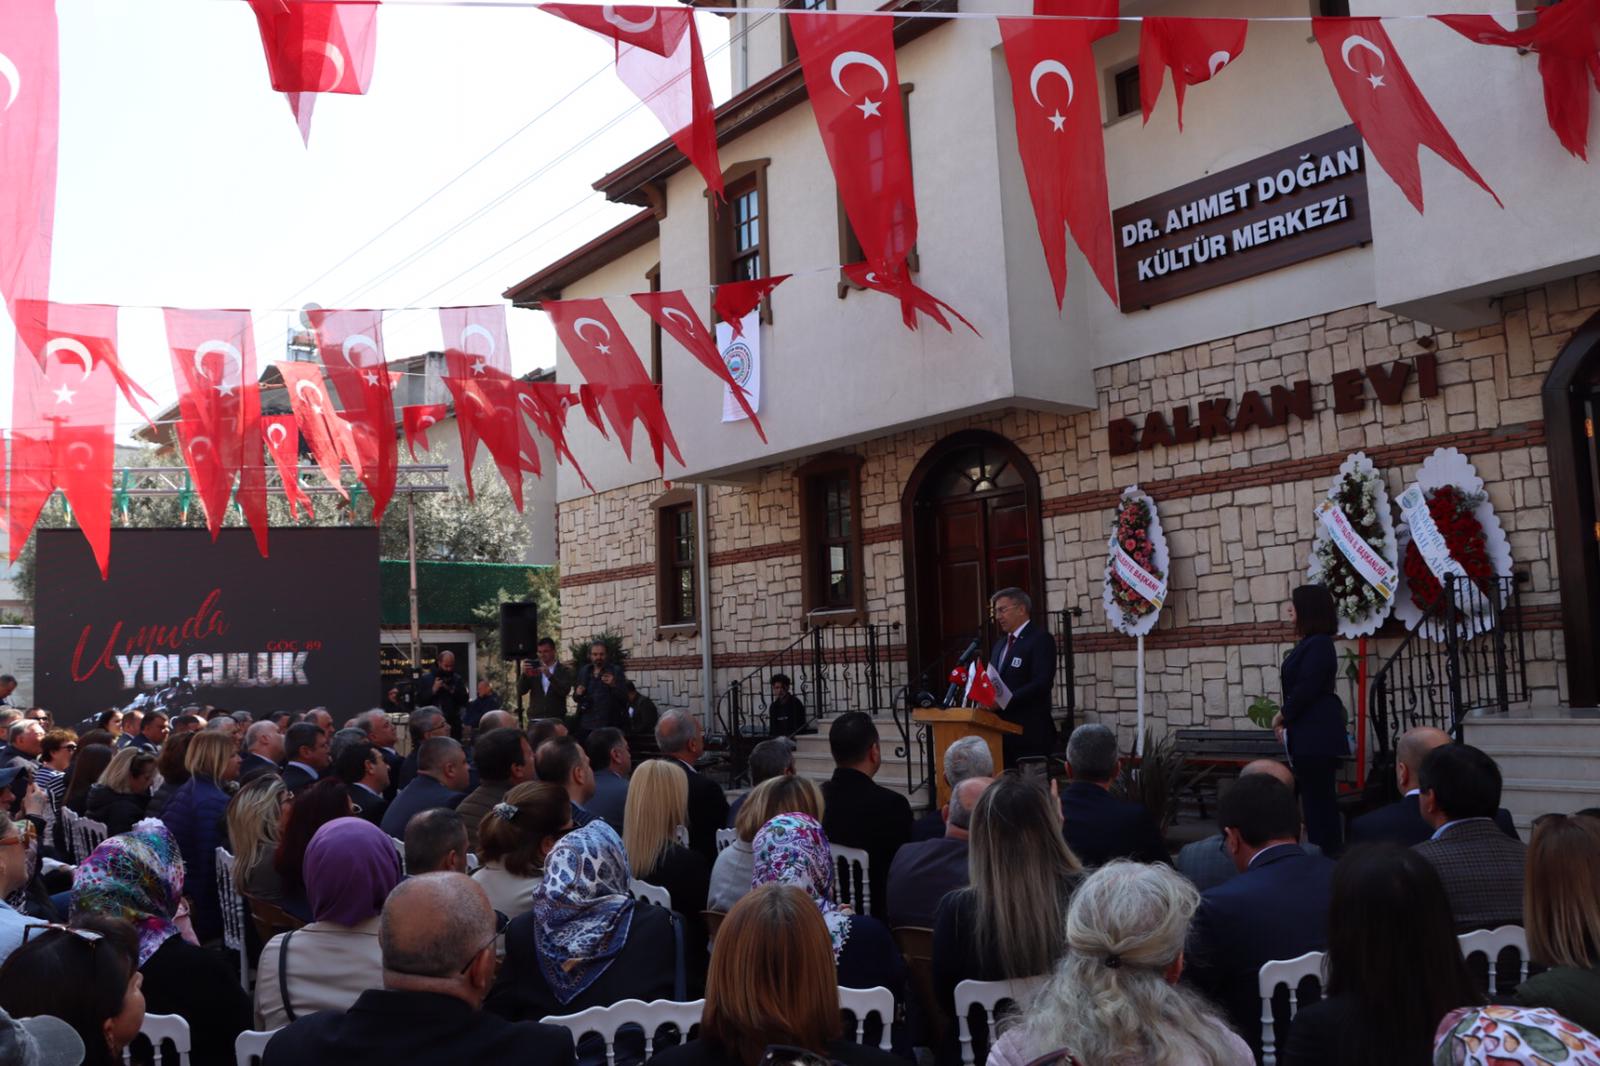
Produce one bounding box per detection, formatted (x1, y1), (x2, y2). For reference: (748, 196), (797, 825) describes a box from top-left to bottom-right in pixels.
(390, 835), (407, 875)
(837, 985), (895, 1052)
(214, 846), (252, 991)
(892, 926), (946, 1050)
(702, 910), (726, 942)
(952, 976), (1045, 1066)
(123, 1012), (192, 1066)
(58, 807), (80, 862)
(829, 843), (871, 914)
(629, 878), (673, 909)
(1458, 925), (1530, 991)
(75, 814), (109, 865)
(539, 998), (705, 1066)
(715, 828), (737, 853)
(673, 824), (690, 848)
(244, 894), (306, 949)
(234, 1029), (279, 1066)
(1256, 950), (1326, 1066)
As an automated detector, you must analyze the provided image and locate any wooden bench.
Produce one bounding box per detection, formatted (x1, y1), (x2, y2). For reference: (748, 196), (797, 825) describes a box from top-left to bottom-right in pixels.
(1172, 729), (1284, 819)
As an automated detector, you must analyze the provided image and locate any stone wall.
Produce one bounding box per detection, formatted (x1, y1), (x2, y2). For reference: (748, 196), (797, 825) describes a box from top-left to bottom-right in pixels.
(558, 271), (1597, 745)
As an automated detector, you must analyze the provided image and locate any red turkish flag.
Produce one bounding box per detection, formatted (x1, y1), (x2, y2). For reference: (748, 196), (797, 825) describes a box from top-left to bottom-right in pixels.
(545, 299), (684, 472)
(276, 361), (357, 497)
(249, 0), (379, 143)
(438, 305), (512, 500)
(633, 289), (765, 440)
(402, 403), (447, 461)
(789, 12), (916, 277)
(0, 0), (59, 325)
(516, 382), (593, 491)
(7, 308), (121, 576)
(540, 5), (722, 199)
(711, 276), (790, 338)
(998, 17), (1119, 312)
(306, 309), (396, 519)
(1313, 18), (1501, 213)
(471, 371), (535, 511)
(965, 658), (999, 708)
(1435, 0), (1600, 160)
(578, 385), (610, 438)
(13, 301), (156, 424)
(163, 309), (269, 553)
(262, 415), (312, 519)
(842, 264), (980, 336)
(1138, 18), (1248, 130)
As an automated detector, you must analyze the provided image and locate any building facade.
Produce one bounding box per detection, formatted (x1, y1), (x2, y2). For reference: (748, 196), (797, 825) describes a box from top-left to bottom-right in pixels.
(509, 0), (1600, 751)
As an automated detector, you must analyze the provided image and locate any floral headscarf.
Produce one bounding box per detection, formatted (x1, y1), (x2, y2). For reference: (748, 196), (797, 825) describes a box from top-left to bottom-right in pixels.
(751, 812), (851, 960)
(1434, 1005), (1600, 1065)
(531, 820), (635, 1005)
(70, 819), (185, 966)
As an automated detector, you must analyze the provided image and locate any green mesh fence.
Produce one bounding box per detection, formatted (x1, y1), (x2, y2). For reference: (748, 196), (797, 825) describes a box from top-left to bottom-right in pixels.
(379, 560), (549, 626)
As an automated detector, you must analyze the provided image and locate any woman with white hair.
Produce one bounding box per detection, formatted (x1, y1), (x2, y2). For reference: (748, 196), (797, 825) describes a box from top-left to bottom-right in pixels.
(990, 861), (1251, 1066)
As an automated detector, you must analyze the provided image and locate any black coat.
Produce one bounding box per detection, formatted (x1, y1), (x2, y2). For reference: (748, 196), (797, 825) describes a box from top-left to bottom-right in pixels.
(1347, 792), (1520, 847)
(667, 758), (729, 865)
(885, 836), (968, 930)
(279, 763), (321, 796)
(574, 662), (628, 734)
(641, 843), (712, 993)
(84, 784), (150, 838)
(140, 935), (253, 1066)
(1058, 781), (1169, 867)
(821, 767), (912, 922)
(264, 989), (575, 1066)
(347, 783), (389, 827)
(487, 900), (677, 1022)
(1279, 635), (1348, 760)
(990, 622), (1057, 764)
(650, 1037), (902, 1066)
(238, 752), (281, 785)
(425, 667), (470, 736)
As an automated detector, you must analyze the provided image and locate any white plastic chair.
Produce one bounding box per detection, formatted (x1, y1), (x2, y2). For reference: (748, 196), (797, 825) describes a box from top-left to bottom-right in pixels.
(214, 846), (252, 992)
(390, 835), (407, 875)
(673, 824), (690, 848)
(829, 843), (871, 914)
(952, 976), (1045, 1066)
(837, 985), (895, 1051)
(539, 998), (704, 1066)
(69, 811), (109, 865)
(1458, 925), (1530, 990)
(233, 1028), (279, 1066)
(466, 852), (480, 874)
(1257, 950), (1325, 1066)
(629, 878), (672, 909)
(714, 828), (737, 853)
(124, 1012), (192, 1066)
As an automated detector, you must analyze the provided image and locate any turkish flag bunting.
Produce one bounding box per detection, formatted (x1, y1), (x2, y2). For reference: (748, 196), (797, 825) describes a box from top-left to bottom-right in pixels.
(710, 275), (790, 339)
(306, 309), (396, 519)
(1312, 18), (1500, 213)
(1138, 17), (1248, 130)
(540, 5), (723, 199)
(578, 385), (610, 439)
(842, 264), (980, 336)
(789, 12), (917, 279)
(544, 299), (684, 472)
(13, 301), (157, 426)
(0, 0), (59, 327)
(633, 289), (766, 440)
(248, 1), (379, 145)
(1435, 0), (1600, 160)
(7, 305), (120, 576)
(965, 658), (999, 708)
(402, 403), (447, 461)
(163, 309), (269, 554)
(276, 361), (360, 499)
(998, 16), (1119, 311)
(438, 305), (513, 500)
(262, 415), (312, 519)
(516, 382), (593, 491)
(469, 371), (535, 511)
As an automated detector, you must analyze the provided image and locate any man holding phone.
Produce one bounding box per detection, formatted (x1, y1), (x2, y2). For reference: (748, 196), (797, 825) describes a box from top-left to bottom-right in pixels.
(572, 642), (626, 742)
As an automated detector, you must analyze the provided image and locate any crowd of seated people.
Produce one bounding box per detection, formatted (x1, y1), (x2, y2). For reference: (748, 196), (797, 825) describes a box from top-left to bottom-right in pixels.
(0, 695), (1589, 1066)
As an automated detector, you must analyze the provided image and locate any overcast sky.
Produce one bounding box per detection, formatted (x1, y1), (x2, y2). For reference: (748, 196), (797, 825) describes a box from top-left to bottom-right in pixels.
(1, 0), (731, 441)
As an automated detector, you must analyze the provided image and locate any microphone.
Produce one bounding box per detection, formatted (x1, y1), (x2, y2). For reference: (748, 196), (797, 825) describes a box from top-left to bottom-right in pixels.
(943, 636), (983, 708)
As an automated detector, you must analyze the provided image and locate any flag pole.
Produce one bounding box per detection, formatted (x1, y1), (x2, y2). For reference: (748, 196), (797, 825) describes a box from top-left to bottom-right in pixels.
(1135, 634), (1146, 757)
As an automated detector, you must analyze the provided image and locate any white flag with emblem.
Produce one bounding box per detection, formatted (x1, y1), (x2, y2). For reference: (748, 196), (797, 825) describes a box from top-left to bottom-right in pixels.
(717, 312), (761, 423)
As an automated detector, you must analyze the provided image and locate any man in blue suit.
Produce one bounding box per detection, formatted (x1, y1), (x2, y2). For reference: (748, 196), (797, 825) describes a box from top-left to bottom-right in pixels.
(1185, 773), (1336, 1060)
(988, 587), (1056, 766)
(1347, 726), (1520, 847)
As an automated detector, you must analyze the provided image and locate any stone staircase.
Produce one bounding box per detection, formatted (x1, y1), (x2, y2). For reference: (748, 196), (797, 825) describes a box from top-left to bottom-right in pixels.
(790, 729), (934, 810)
(1463, 710), (1600, 832)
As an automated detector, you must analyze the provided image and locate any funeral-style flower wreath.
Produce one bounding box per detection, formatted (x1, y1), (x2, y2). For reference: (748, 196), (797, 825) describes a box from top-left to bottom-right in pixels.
(1102, 485), (1168, 638)
(1393, 448), (1513, 643)
(1306, 452), (1399, 638)
(1402, 484), (1494, 615)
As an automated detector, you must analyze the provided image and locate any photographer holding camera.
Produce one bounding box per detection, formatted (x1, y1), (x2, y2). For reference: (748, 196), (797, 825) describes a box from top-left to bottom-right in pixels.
(571, 642), (626, 743)
(425, 651), (468, 741)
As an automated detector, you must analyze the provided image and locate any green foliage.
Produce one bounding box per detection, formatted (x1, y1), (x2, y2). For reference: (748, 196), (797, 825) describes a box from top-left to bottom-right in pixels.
(1246, 695), (1280, 730)
(568, 629), (628, 672)
(1110, 729), (1216, 830)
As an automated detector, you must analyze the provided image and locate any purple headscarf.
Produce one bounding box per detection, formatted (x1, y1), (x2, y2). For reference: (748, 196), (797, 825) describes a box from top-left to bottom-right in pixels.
(303, 817), (403, 927)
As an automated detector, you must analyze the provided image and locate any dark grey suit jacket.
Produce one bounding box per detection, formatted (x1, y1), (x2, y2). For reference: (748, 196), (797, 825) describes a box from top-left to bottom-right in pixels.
(1413, 817), (1527, 931)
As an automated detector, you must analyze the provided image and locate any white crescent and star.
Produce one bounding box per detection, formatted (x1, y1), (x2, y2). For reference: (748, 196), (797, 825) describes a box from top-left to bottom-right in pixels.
(460, 324), (497, 358)
(342, 333), (380, 364)
(573, 316), (613, 354)
(0, 52), (19, 113)
(417, 414), (437, 430)
(831, 50), (888, 119)
(294, 379), (326, 413)
(52, 382), (75, 405)
(304, 40), (347, 90)
(661, 306), (695, 332)
(266, 422), (289, 448)
(188, 435), (215, 464)
(1029, 59), (1074, 133)
(43, 338), (95, 383)
(1207, 50), (1232, 77)
(65, 442), (96, 470)
(1340, 35), (1387, 89)
(193, 340), (243, 396)
(600, 6), (658, 34)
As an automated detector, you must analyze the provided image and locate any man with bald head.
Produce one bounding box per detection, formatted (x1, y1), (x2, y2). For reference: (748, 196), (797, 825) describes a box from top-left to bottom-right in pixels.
(1175, 759), (1322, 891)
(887, 775), (992, 928)
(477, 709), (518, 734)
(260, 873), (575, 1066)
(1348, 726), (1520, 847)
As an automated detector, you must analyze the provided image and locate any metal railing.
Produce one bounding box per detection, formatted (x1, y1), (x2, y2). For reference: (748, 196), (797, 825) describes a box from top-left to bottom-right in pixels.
(1369, 573), (1529, 771)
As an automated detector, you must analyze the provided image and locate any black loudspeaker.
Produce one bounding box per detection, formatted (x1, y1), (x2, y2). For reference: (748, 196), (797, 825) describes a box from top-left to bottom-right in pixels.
(499, 601), (539, 661)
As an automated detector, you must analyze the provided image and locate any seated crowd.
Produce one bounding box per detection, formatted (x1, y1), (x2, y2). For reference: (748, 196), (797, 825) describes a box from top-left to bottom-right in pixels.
(0, 697), (1591, 1066)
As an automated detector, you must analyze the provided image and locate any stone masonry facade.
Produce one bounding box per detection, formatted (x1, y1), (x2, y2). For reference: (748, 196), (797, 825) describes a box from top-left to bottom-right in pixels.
(559, 271), (1599, 746)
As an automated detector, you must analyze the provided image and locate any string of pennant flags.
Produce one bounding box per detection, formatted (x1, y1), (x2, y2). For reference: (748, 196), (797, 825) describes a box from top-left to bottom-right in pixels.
(2, 0), (1597, 580)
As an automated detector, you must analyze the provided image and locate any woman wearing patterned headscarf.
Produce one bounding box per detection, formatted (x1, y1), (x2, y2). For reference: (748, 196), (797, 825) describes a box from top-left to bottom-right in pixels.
(1433, 1004), (1600, 1065)
(70, 820), (250, 1066)
(253, 817), (404, 1030)
(486, 819), (677, 1043)
(752, 813), (907, 1001)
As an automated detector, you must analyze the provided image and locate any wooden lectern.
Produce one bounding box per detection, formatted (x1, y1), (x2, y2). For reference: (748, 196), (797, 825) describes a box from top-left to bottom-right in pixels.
(912, 707), (1022, 809)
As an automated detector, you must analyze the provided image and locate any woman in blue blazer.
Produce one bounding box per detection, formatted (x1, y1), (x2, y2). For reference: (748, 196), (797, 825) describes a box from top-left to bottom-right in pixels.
(1273, 585), (1348, 854)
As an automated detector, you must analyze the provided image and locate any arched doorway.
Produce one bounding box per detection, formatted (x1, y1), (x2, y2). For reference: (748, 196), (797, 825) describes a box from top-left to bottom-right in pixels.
(1545, 309), (1600, 706)
(901, 430), (1045, 696)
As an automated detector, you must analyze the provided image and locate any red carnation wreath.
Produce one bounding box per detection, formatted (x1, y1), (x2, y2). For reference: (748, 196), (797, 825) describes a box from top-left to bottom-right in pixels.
(1402, 484), (1494, 615)
(1110, 497), (1160, 619)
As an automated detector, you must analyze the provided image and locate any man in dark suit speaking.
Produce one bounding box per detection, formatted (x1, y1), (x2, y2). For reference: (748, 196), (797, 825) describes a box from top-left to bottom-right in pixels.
(988, 587), (1056, 766)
